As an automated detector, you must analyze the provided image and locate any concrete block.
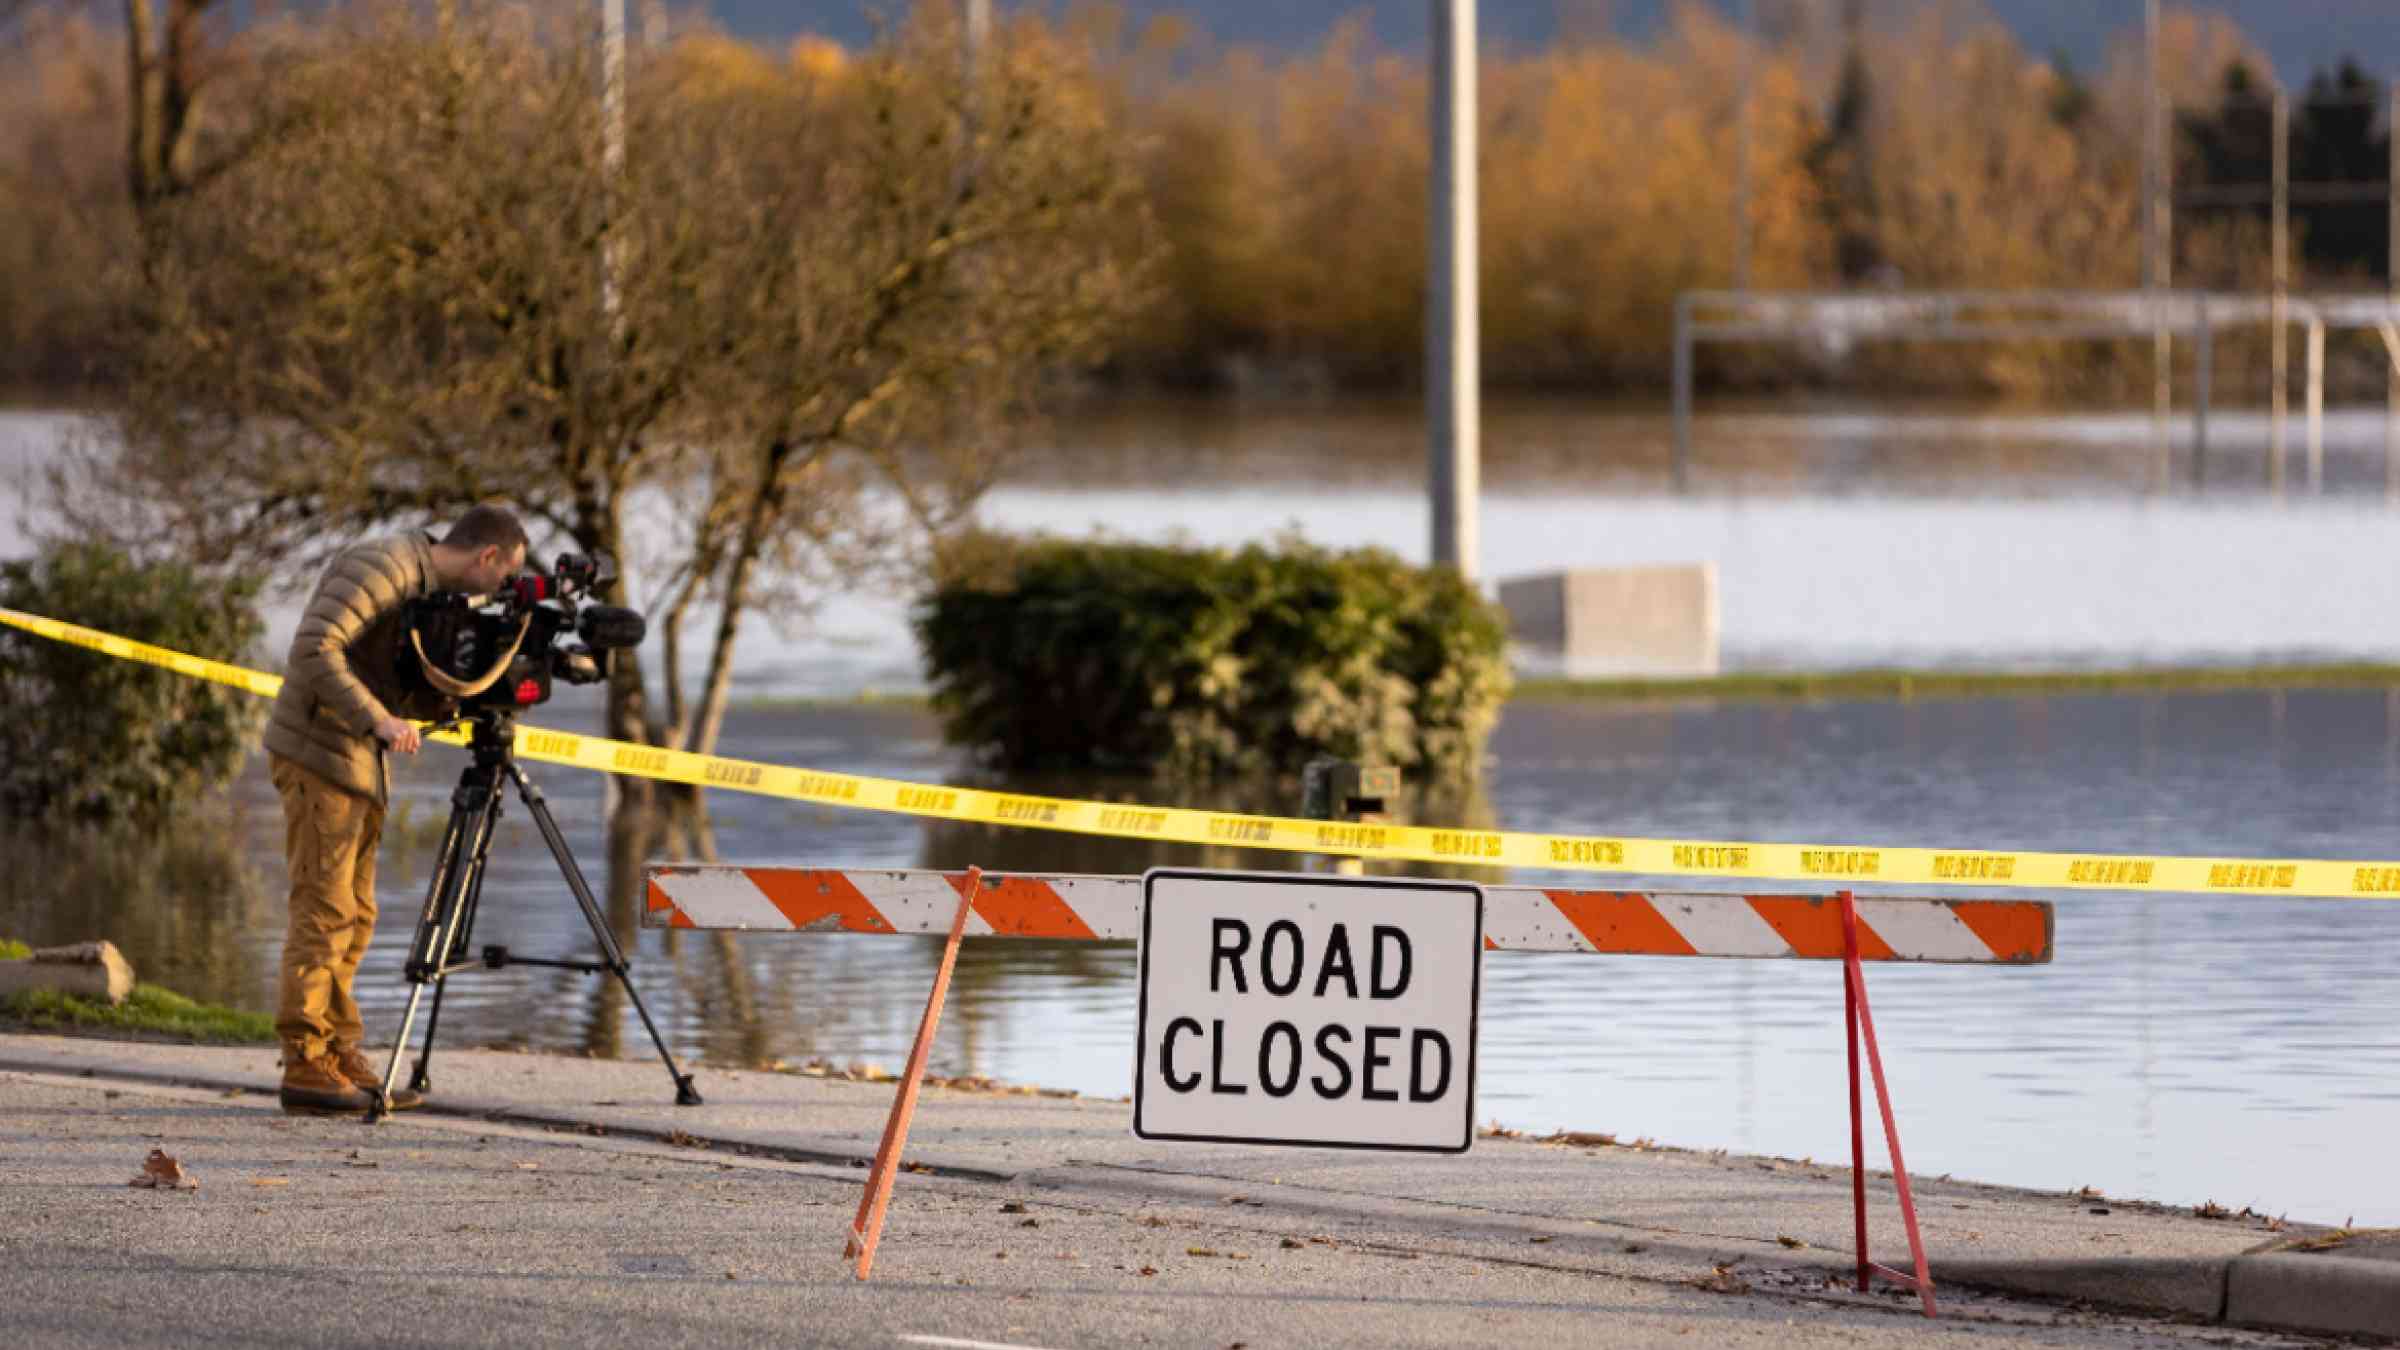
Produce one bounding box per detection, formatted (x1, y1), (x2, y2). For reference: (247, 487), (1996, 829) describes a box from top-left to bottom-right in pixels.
(1934, 1256), (2227, 1319)
(0, 940), (136, 1005)
(2227, 1254), (2400, 1339)
(1498, 565), (1719, 679)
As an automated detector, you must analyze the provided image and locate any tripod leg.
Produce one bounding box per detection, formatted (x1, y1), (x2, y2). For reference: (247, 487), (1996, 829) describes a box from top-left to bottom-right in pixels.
(374, 796), (475, 1121)
(508, 763), (702, 1107)
(371, 783), (500, 1121)
(410, 789), (504, 1096)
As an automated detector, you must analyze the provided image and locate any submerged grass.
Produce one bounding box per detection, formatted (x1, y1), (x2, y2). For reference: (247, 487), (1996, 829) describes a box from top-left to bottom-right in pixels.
(0, 982), (274, 1044)
(734, 690), (931, 713)
(1512, 664), (2400, 704)
(740, 664), (2400, 717)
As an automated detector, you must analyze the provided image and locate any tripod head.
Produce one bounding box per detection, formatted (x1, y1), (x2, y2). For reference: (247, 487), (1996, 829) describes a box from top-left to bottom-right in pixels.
(422, 708), (525, 771)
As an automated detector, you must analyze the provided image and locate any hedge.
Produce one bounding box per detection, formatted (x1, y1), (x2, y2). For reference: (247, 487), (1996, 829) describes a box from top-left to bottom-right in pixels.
(913, 534), (1511, 779)
(0, 542), (266, 822)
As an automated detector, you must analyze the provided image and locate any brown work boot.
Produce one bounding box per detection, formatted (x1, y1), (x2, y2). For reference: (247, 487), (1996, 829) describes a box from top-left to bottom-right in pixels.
(279, 1052), (373, 1116)
(334, 1045), (422, 1111)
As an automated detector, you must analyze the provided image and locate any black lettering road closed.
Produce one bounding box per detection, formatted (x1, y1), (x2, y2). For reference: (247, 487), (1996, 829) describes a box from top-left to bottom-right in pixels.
(1133, 868), (1483, 1153)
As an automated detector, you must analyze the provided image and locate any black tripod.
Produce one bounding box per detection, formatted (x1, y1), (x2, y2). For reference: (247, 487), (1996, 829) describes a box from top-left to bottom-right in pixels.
(371, 710), (702, 1121)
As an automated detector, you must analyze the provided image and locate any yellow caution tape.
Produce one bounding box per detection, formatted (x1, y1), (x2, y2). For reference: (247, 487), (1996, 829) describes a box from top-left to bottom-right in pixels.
(7, 602), (2399, 899)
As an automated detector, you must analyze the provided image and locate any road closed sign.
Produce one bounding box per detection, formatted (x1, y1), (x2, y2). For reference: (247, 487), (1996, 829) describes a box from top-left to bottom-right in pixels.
(1133, 868), (1484, 1153)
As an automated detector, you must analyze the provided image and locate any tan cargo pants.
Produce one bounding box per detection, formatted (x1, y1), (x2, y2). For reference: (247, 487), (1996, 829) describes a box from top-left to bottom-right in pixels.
(270, 753), (385, 1064)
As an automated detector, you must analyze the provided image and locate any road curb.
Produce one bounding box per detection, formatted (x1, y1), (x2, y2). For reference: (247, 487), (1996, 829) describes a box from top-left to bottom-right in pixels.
(2226, 1253), (2400, 1340)
(1933, 1256), (2226, 1320)
(1940, 1251), (2400, 1342)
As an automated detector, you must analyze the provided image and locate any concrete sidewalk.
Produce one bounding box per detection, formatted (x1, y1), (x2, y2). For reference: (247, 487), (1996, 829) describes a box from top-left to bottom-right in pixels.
(0, 1033), (2391, 1345)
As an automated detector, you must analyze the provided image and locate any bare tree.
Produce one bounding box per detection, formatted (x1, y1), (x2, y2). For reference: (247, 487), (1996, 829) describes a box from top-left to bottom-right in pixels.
(646, 7), (1153, 766)
(119, 0), (276, 226)
(82, 2), (1154, 811)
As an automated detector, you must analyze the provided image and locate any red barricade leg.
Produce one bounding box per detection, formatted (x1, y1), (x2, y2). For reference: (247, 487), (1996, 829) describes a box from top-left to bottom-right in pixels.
(846, 865), (983, 1279)
(1841, 891), (1938, 1318)
(1847, 905), (1868, 1293)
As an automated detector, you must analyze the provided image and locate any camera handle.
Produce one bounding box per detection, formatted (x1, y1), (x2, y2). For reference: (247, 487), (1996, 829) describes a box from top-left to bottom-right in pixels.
(409, 612), (533, 701)
(370, 715), (702, 1121)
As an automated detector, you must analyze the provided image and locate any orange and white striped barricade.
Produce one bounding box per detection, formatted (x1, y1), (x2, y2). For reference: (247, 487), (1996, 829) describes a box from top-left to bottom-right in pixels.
(649, 866), (2054, 1310)
(644, 867), (2048, 964)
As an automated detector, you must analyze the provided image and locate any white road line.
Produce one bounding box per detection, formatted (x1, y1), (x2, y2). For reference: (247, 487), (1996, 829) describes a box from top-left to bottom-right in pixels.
(898, 1336), (1065, 1350)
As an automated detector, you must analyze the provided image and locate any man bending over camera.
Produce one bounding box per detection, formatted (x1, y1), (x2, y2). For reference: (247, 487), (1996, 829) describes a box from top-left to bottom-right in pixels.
(262, 504), (528, 1114)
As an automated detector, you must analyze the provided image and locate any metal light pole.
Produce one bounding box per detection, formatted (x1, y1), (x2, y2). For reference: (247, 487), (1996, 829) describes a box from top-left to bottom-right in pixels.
(960, 0), (989, 192)
(2142, 0), (2158, 293)
(1428, 0), (1480, 577)
(1732, 0), (1754, 291)
(601, 0), (626, 332)
(2145, 0), (2171, 491)
(2271, 88), (2289, 497)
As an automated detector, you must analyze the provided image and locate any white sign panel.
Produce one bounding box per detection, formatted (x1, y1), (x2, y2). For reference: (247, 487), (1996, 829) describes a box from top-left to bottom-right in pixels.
(1133, 868), (1484, 1154)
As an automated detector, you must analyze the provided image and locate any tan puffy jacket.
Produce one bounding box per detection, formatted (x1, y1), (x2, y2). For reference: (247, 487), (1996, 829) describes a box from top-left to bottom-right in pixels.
(262, 532), (450, 802)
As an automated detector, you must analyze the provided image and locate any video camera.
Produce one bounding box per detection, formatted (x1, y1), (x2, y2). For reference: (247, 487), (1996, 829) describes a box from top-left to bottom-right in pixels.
(402, 553), (645, 713)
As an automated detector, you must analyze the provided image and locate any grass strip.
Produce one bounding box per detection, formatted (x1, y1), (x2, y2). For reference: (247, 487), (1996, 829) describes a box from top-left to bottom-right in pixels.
(741, 665), (2400, 714)
(1511, 664), (2400, 704)
(0, 983), (274, 1043)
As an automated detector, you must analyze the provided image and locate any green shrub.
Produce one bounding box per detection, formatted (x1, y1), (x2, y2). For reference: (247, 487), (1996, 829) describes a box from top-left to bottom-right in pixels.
(0, 937), (29, 960)
(913, 534), (1512, 778)
(0, 541), (266, 821)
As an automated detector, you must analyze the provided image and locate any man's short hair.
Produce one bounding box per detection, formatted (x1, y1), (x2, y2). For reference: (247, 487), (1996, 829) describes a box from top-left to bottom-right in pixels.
(442, 504), (529, 559)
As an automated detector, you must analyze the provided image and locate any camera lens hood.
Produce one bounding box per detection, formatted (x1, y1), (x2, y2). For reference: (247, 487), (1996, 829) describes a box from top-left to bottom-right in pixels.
(576, 604), (647, 651)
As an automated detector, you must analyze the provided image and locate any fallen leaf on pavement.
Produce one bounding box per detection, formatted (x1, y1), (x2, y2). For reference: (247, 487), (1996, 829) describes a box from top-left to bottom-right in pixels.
(1776, 1235), (1806, 1249)
(130, 1149), (197, 1191)
(1694, 1262), (1746, 1293)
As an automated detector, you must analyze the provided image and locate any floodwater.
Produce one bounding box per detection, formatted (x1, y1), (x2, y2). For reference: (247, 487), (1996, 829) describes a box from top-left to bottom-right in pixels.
(3, 403), (2399, 1225)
